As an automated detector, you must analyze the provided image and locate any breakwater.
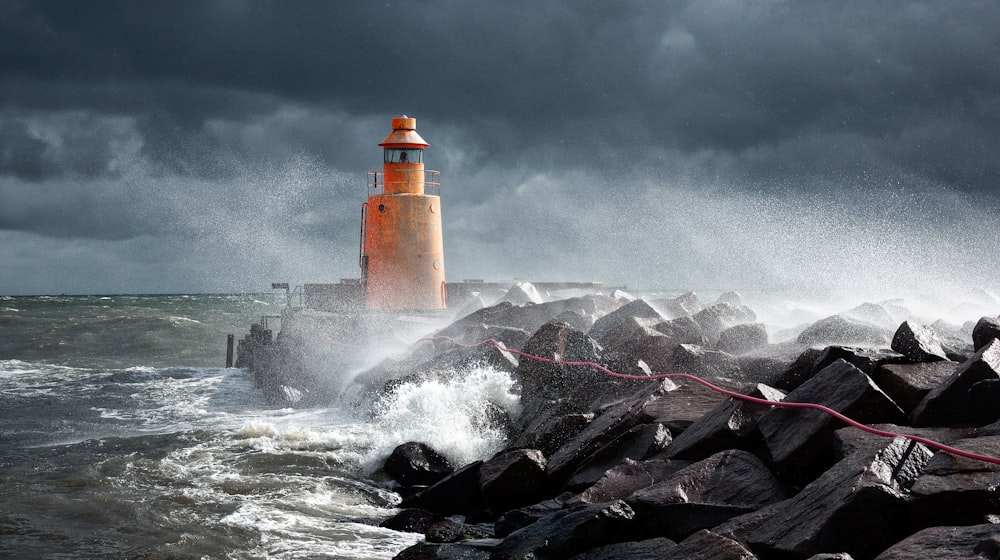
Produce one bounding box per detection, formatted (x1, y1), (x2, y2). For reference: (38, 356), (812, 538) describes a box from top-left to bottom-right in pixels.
(241, 286), (1000, 559)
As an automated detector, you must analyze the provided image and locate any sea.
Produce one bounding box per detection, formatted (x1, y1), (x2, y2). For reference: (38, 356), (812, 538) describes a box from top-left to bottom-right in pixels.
(0, 294), (519, 559)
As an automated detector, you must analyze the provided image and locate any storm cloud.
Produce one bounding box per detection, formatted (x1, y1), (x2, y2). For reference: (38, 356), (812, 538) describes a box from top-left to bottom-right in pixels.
(1, 0), (998, 303)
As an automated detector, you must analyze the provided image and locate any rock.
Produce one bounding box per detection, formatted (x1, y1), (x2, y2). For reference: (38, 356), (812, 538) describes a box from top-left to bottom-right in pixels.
(494, 496), (569, 538)
(651, 292), (703, 319)
(770, 347), (825, 391)
(717, 323), (769, 354)
(909, 434), (1000, 528)
(384, 442), (454, 487)
(911, 339), (1000, 427)
(394, 539), (498, 560)
(873, 523), (1000, 560)
(670, 344), (741, 378)
(380, 508), (443, 533)
(568, 458), (691, 506)
(400, 460), (487, 516)
(565, 423), (672, 491)
(489, 500), (635, 560)
(546, 383), (664, 486)
(661, 529), (761, 560)
(508, 411), (594, 457)
(973, 316), (1000, 351)
(718, 435), (934, 560)
(501, 282), (545, 305)
(891, 321), (948, 362)
(627, 449), (790, 541)
(596, 316), (668, 355)
(691, 303), (757, 344)
(514, 321), (616, 427)
(641, 377), (743, 435)
(662, 383), (786, 461)
(426, 519), (492, 543)
(567, 537), (676, 560)
(757, 359), (906, 483)
(796, 314), (893, 346)
(870, 361), (958, 413)
(589, 299), (666, 344)
(479, 449), (549, 514)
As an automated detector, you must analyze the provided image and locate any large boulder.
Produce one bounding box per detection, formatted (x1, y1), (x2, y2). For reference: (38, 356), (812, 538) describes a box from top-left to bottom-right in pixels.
(873, 524), (1000, 559)
(910, 339), (1000, 427)
(891, 321), (948, 362)
(717, 434), (934, 560)
(691, 303), (757, 344)
(641, 377), (743, 435)
(490, 501), (636, 560)
(651, 291), (703, 319)
(717, 323), (769, 355)
(870, 360), (958, 413)
(972, 316), (1000, 351)
(546, 383), (665, 486)
(662, 383), (786, 461)
(908, 434), (1000, 528)
(627, 449), (790, 541)
(400, 460), (487, 516)
(513, 321), (614, 428)
(757, 359), (907, 483)
(565, 423), (672, 491)
(796, 314), (893, 346)
(588, 299), (666, 344)
(479, 449), (549, 514)
(568, 458), (691, 507)
(383, 442), (454, 487)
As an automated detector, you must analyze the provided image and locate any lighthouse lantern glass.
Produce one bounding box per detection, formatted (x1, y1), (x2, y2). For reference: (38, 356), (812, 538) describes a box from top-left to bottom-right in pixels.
(384, 148), (423, 164)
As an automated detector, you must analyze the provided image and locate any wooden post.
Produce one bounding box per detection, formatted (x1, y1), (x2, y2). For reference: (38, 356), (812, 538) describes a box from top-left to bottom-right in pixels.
(226, 334), (235, 368)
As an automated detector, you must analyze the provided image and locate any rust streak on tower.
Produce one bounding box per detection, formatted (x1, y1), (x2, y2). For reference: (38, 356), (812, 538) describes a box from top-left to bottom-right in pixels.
(360, 116), (447, 310)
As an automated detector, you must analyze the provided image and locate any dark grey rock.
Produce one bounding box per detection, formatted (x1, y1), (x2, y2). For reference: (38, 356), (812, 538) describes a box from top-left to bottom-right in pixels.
(426, 519), (493, 543)
(565, 423), (672, 491)
(796, 314), (893, 346)
(400, 460), (487, 516)
(394, 539), (498, 560)
(662, 530), (760, 560)
(909, 434), (1000, 529)
(718, 435), (934, 560)
(873, 523), (1000, 560)
(384, 442), (454, 487)
(489, 500), (635, 560)
(757, 359), (906, 483)
(628, 449), (790, 541)
(589, 299), (666, 345)
(717, 323), (769, 354)
(507, 411), (593, 457)
(567, 537), (676, 560)
(651, 292), (703, 319)
(641, 377), (743, 435)
(568, 458), (691, 507)
(546, 383), (664, 486)
(494, 496), (569, 538)
(669, 344), (741, 378)
(691, 303), (757, 344)
(891, 321), (948, 362)
(973, 316), (1000, 352)
(662, 383), (786, 461)
(870, 360), (958, 413)
(380, 508), (443, 534)
(911, 339), (1000, 427)
(479, 449), (549, 514)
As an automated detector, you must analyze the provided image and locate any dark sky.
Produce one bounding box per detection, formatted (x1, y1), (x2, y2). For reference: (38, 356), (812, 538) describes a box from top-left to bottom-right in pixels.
(1, 1), (998, 306)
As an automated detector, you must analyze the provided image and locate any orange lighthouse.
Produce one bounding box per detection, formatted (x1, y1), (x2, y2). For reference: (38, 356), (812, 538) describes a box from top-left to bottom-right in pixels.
(360, 116), (447, 310)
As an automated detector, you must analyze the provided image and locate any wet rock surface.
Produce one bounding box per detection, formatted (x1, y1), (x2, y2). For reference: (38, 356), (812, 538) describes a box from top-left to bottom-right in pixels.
(252, 293), (1000, 560)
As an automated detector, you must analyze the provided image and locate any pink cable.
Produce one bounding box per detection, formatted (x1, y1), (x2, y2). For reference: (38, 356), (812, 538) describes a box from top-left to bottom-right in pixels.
(417, 335), (1000, 466)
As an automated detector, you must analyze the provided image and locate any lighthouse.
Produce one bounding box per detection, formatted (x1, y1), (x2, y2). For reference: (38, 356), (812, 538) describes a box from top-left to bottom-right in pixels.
(360, 116), (447, 310)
